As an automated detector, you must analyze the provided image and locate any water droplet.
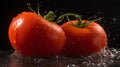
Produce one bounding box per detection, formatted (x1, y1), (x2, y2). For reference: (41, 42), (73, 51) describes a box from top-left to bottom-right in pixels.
(36, 25), (39, 29)
(43, 27), (47, 31)
(60, 12), (63, 14)
(71, 42), (76, 45)
(108, 60), (114, 64)
(32, 58), (42, 63)
(13, 40), (16, 44)
(14, 19), (23, 30)
(113, 17), (117, 22)
(44, 11), (47, 14)
(112, 37), (116, 40)
(41, 35), (44, 37)
(67, 64), (76, 67)
(36, 31), (39, 34)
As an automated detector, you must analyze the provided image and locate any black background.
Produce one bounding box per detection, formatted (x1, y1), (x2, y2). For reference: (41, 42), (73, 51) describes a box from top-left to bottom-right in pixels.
(0, 0), (120, 50)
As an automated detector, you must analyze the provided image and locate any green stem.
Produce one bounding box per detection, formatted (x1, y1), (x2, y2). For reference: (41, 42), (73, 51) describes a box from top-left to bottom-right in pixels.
(56, 13), (87, 27)
(43, 11), (56, 22)
(66, 16), (81, 27)
(27, 3), (36, 13)
(57, 13), (102, 28)
(56, 13), (82, 25)
(27, 3), (56, 22)
(37, 2), (40, 15)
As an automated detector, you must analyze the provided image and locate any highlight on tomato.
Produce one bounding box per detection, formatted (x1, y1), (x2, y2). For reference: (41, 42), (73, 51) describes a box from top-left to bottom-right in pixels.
(8, 3), (66, 58)
(57, 13), (108, 57)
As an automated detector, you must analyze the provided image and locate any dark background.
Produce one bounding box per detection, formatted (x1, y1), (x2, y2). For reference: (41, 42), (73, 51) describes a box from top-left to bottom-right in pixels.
(0, 0), (120, 50)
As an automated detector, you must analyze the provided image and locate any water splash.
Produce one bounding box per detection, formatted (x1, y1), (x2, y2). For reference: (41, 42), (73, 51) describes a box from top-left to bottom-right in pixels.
(67, 64), (77, 67)
(8, 47), (120, 67)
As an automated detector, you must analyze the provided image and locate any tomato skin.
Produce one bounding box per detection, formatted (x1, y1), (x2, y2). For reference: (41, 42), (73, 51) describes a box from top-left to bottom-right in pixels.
(61, 20), (107, 56)
(8, 12), (66, 57)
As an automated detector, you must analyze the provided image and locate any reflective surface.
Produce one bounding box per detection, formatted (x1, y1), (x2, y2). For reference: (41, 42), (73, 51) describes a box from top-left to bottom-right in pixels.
(0, 48), (120, 67)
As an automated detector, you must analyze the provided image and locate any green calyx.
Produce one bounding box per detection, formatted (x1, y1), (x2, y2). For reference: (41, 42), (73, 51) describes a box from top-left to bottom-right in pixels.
(57, 13), (102, 28)
(27, 3), (56, 22)
(43, 11), (56, 22)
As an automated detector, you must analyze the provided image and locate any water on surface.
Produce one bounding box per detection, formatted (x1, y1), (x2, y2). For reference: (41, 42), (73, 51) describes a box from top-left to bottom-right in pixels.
(2, 47), (118, 67)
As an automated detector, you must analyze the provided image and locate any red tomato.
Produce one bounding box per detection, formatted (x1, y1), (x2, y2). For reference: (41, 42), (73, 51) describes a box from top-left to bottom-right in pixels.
(61, 20), (107, 56)
(8, 12), (66, 57)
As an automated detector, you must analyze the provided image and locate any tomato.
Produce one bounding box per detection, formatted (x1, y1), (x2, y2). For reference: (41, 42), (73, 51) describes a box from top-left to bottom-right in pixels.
(61, 19), (107, 56)
(8, 12), (66, 57)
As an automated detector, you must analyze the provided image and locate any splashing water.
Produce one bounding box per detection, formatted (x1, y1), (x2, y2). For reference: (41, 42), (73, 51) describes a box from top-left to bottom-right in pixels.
(8, 47), (120, 67)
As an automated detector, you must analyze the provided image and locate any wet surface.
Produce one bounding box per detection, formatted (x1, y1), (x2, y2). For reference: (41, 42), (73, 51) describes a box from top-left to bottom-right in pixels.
(0, 48), (120, 67)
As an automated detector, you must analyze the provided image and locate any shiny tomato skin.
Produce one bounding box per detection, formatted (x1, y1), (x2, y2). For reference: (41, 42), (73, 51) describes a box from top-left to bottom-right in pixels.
(8, 12), (66, 57)
(61, 20), (107, 56)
